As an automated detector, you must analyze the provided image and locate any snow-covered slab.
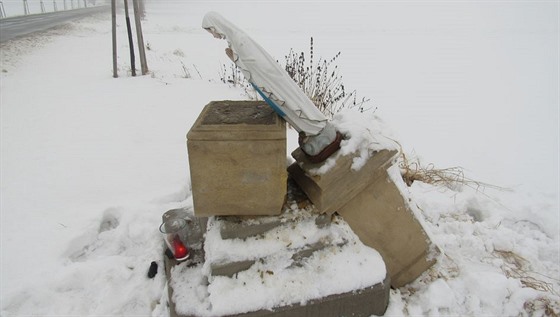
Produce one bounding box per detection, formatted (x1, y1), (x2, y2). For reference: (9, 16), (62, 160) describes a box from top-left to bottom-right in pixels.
(165, 205), (389, 317)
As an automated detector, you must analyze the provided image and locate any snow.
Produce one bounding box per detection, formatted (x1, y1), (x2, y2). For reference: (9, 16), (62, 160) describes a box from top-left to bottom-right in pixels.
(304, 109), (400, 175)
(1, 0), (559, 316)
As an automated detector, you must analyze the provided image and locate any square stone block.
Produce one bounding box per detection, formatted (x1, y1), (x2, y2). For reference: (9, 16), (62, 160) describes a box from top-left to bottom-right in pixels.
(187, 101), (287, 217)
(288, 148), (398, 215)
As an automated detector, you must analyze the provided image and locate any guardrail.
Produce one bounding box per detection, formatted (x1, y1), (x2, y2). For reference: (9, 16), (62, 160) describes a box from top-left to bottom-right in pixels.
(0, 0), (93, 18)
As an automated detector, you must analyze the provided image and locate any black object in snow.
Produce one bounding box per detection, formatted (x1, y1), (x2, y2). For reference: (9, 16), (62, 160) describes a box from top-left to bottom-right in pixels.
(148, 261), (158, 278)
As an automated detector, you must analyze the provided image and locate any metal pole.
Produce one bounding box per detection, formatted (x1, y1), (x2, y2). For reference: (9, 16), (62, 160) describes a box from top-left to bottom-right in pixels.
(138, 0), (144, 18)
(123, 0), (136, 76)
(63, 0), (66, 10)
(132, 0), (148, 75)
(112, 0), (118, 78)
(23, 0), (29, 14)
(53, 0), (57, 11)
(0, 1), (6, 18)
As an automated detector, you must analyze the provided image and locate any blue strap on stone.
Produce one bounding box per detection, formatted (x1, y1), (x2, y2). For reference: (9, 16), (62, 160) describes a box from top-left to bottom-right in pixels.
(251, 83), (287, 118)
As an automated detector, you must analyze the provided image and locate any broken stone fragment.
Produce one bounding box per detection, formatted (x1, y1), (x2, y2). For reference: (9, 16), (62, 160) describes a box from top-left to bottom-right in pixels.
(289, 148), (438, 288)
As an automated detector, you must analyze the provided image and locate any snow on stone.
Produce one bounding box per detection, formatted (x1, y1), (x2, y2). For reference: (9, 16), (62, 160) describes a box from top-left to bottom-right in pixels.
(171, 208), (387, 316)
(304, 109), (400, 175)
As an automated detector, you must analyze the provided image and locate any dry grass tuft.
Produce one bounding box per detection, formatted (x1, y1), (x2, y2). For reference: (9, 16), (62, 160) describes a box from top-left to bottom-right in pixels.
(398, 150), (507, 192)
(495, 250), (560, 317)
(495, 250), (558, 296)
(524, 297), (560, 317)
(400, 157), (466, 190)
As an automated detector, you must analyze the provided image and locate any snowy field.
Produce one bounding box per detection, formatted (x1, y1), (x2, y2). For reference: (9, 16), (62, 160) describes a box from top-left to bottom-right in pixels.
(1, 0), (558, 316)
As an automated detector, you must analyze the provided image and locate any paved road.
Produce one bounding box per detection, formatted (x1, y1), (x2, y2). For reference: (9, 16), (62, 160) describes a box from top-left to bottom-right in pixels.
(0, 6), (109, 43)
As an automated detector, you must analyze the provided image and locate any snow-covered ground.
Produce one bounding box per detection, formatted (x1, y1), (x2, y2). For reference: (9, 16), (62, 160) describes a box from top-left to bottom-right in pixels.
(1, 0), (558, 316)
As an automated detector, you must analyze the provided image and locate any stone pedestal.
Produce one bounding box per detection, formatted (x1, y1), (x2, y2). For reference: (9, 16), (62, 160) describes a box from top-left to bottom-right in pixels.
(187, 101), (287, 217)
(288, 148), (398, 215)
(289, 148), (437, 288)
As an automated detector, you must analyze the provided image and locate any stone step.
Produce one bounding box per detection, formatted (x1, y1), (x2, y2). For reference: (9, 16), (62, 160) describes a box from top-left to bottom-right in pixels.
(211, 260), (256, 277)
(225, 275), (391, 317)
(210, 240), (345, 277)
(165, 253), (390, 317)
(218, 216), (284, 240)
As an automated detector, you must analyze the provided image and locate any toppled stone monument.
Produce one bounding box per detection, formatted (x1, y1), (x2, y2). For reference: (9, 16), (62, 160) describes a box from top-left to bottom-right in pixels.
(289, 148), (438, 288)
(161, 10), (441, 317)
(162, 100), (440, 316)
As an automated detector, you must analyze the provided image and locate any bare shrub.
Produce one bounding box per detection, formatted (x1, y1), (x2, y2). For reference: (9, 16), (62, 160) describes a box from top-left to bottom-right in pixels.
(284, 37), (371, 117)
(218, 63), (257, 100)
(219, 63), (245, 87)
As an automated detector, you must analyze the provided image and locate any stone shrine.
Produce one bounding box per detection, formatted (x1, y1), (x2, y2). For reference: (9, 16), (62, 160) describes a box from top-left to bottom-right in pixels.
(163, 100), (439, 316)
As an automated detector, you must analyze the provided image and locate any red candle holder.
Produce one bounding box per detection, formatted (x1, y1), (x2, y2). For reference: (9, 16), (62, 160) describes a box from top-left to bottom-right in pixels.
(159, 218), (190, 261)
